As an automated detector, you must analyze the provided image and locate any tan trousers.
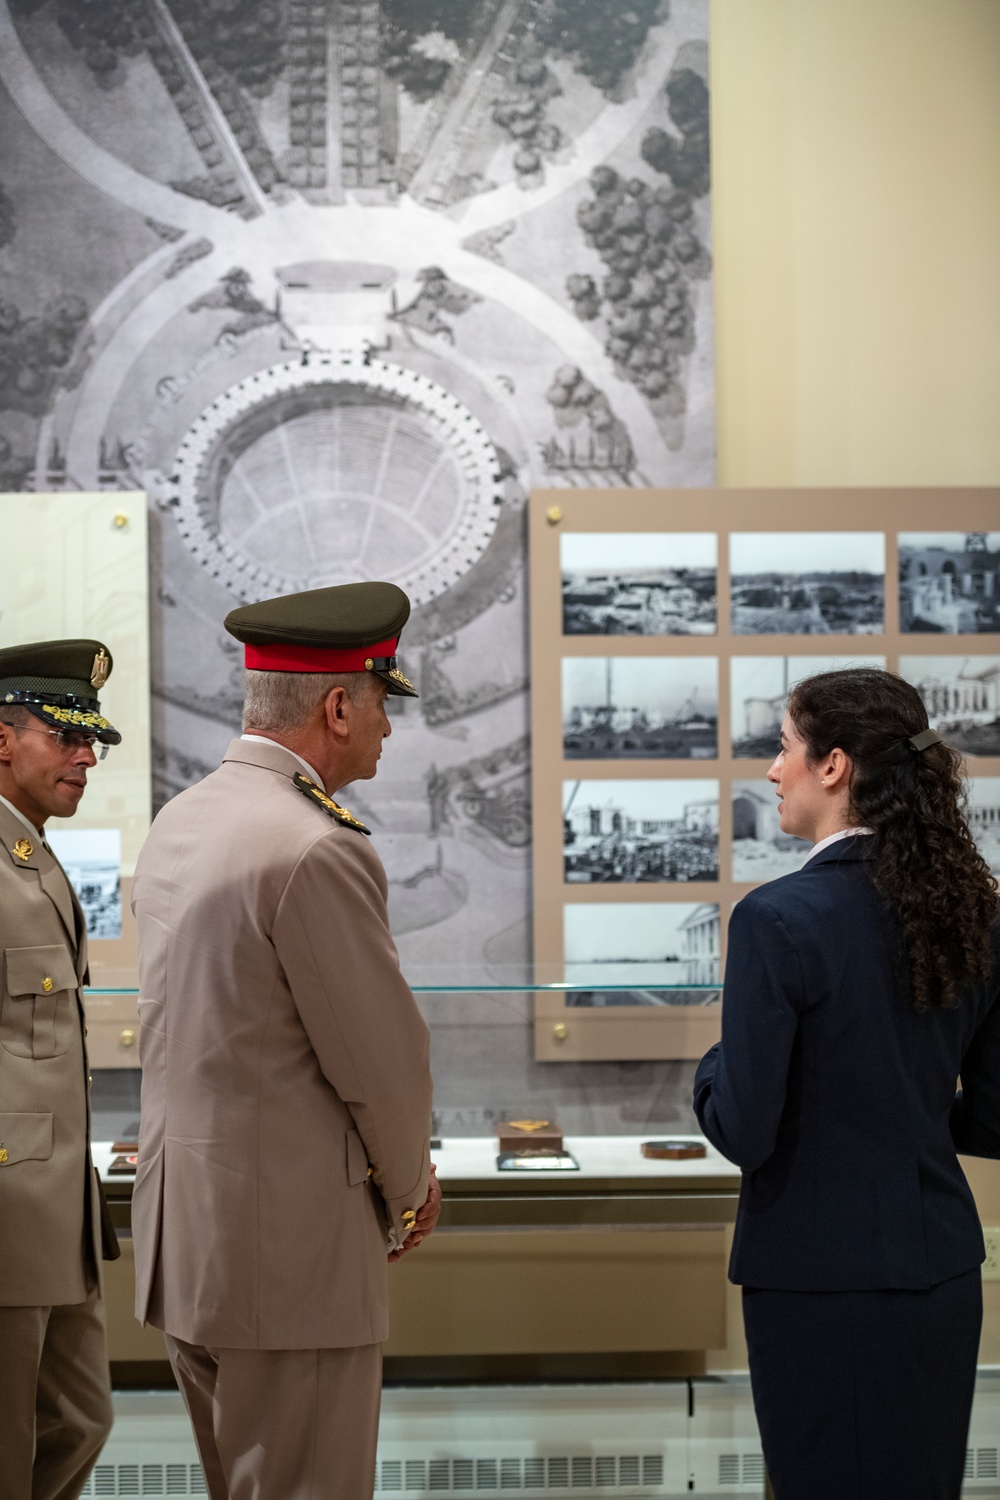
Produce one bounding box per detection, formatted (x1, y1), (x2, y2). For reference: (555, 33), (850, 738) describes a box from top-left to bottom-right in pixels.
(165, 1335), (382, 1500)
(0, 1283), (113, 1500)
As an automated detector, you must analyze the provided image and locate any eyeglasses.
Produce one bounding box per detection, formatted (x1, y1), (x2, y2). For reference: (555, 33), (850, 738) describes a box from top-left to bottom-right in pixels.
(11, 724), (110, 760)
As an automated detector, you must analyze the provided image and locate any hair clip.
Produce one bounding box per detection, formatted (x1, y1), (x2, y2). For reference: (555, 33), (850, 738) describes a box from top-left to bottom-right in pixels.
(908, 728), (942, 753)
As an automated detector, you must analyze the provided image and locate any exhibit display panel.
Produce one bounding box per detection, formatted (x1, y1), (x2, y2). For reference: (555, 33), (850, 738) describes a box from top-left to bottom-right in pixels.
(0, 491), (151, 987)
(529, 486), (1000, 1062)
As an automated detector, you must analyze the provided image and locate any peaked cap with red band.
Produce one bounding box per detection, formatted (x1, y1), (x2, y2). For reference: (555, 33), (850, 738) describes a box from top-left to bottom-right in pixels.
(224, 581), (418, 697)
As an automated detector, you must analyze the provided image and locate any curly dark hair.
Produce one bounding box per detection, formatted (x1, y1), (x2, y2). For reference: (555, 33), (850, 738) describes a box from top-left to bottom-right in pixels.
(787, 667), (997, 1011)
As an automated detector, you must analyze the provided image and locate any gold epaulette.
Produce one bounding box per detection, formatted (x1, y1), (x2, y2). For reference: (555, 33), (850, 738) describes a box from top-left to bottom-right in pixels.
(292, 773), (370, 835)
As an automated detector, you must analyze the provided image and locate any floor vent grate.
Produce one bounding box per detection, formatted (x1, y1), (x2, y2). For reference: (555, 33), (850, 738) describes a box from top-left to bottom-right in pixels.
(718, 1452), (765, 1487)
(81, 1466), (206, 1497)
(967, 1446), (1000, 1481)
(373, 1455), (666, 1491)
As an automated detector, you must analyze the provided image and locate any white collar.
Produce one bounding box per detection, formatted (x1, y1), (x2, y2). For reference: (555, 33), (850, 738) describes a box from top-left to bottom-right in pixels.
(239, 734), (324, 789)
(804, 826), (874, 864)
(0, 792), (44, 844)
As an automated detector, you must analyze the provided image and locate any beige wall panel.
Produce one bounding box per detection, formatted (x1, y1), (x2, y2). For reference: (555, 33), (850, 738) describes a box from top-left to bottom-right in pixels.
(711, 0), (1000, 487)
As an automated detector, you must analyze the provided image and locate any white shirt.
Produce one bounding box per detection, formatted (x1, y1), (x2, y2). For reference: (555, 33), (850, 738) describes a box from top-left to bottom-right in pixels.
(0, 792), (43, 843)
(804, 826), (873, 864)
(239, 734), (323, 788)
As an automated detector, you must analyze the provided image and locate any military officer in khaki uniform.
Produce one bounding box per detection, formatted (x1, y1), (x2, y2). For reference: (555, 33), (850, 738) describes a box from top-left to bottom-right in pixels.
(0, 640), (122, 1500)
(131, 582), (440, 1500)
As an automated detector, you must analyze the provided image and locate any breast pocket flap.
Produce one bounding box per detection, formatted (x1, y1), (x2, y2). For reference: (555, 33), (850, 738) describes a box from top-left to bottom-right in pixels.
(0, 1112), (54, 1165)
(346, 1128), (371, 1186)
(5, 945), (77, 997)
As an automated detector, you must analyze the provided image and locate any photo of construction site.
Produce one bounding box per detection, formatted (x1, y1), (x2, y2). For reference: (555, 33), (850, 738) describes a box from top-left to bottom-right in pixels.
(730, 533), (885, 636)
(563, 777), (718, 882)
(730, 654), (885, 758)
(562, 654), (717, 758)
(899, 655), (1000, 756)
(561, 530), (716, 635)
(899, 534), (1000, 634)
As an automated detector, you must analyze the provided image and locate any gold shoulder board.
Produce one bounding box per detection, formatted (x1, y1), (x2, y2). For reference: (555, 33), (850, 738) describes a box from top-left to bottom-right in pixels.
(292, 774), (370, 835)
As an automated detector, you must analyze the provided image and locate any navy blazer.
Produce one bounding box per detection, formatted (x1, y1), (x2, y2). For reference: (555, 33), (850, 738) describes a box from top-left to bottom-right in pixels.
(694, 836), (1000, 1291)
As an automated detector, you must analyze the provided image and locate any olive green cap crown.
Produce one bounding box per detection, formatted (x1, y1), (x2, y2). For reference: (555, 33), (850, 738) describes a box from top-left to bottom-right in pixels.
(0, 638), (121, 743)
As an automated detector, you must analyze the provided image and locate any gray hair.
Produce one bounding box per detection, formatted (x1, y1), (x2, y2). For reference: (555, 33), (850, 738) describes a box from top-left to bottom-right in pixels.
(241, 669), (374, 734)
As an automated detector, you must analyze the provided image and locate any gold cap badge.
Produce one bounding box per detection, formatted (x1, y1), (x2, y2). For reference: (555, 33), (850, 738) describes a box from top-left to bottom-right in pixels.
(508, 1121), (551, 1133)
(12, 838), (33, 862)
(90, 648), (110, 689)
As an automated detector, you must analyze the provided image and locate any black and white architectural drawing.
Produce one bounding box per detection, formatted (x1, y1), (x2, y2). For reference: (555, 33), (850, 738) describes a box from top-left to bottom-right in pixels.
(562, 654), (717, 759)
(561, 531), (716, 635)
(730, 654), (885, 757)
(563, 898), (721, 1003)
(563, 777), (718, 882)
(730, 533), (885, 637)
(0, 0), (715, 991)
(731, 778), (810, 883)
(899, 655), (1000, 756)
(899, 534), (1000, 635)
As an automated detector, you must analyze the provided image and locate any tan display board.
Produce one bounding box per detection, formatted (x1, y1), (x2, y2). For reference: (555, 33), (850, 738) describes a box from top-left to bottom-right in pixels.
(530, 488), (1000, 1061)
(0, 492), (151, 989)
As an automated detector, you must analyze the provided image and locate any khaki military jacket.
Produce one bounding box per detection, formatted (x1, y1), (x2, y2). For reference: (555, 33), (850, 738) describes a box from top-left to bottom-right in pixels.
(0, 801), (102, 1306)
(131, 738), (433, 1350)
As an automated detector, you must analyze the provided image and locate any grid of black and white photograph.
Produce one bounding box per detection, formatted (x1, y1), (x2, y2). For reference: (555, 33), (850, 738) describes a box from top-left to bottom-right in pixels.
(561, 532), (717, 636)
(730, 533), (885, 636)
(730, 654), (886, 757)
(899, 656), (1000, 756)
(563, 901), (722, 1006)
(731, 780), (810, 883)
(562, 656), (718, 759)
(534, 494), (1000, 1058)
(899, 534), (1000, 634)
(563, 779), (719, 884)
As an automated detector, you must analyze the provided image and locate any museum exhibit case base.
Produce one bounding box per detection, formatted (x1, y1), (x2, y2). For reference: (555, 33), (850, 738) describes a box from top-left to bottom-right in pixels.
(95, 1133), (739, 1382)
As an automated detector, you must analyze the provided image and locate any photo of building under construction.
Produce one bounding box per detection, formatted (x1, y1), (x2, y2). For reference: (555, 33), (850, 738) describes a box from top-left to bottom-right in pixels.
(562, 655), (717, 758)
(563, 777), (718, 883)
(732, 778), (810, 882)
(899, 534), (1000, 634)
(899, 656), (1000, 756)
(730, 533), (885, 636)
(563, 898), (721, 1005)
(561, 531), (716, 635)
(730, 654), (885, 757)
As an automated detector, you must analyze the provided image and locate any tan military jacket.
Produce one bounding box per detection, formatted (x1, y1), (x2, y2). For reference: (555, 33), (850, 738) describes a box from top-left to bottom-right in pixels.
(0, 800), (102, 1306)
(131, 738), (433, 1350)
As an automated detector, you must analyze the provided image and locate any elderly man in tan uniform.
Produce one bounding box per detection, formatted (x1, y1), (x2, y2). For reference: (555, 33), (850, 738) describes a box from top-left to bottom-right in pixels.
(131, 581), (439, 1500)
(0, 639), (122, 1500)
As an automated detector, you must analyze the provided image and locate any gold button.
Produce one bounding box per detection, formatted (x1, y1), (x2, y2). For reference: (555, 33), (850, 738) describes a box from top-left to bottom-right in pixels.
(553, 1022), (568, 1041)
(42, 977), (53, 993)
(364, 658), (374, 670)
(87, 1075), (92, 1087)
(402, 1209), (416, 1222)
(0, 1148), (8, 1165)
(113, 512), (129, 529)
(120, 1028), (135, 1047)
(546, 505), (563, 525)
(367, 1166), (373, 1178)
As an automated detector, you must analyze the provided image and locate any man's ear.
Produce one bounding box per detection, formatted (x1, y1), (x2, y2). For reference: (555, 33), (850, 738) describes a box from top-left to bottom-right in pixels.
(322, 686), (350, 736)
(0, 721), (16, 765)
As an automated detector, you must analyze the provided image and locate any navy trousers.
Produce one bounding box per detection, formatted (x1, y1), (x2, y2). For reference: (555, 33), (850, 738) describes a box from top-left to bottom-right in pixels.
(743, 1269), (982, 1500)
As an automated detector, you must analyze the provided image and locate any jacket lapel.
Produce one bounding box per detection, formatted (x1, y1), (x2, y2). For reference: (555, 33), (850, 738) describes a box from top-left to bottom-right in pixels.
(36, 845), (79, 955)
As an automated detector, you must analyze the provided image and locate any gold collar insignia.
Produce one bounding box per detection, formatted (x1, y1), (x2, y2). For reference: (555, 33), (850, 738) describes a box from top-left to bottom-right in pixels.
(292, 773), (371, 835)
(12, 838), (34, 862)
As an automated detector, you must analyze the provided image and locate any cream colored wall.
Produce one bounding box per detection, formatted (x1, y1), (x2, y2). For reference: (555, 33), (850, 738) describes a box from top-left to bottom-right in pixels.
(711, 0), (1000, 487)
(707, 0), (1000, 1370)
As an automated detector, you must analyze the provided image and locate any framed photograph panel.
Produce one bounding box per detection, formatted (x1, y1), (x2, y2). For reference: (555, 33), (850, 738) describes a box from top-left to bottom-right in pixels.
(531, 488), (1000, 1062)
(0, 492), (150, 988)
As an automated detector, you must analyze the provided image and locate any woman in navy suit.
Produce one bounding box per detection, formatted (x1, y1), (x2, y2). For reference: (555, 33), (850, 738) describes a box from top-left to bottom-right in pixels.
(695, 668), (1000, 1499)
